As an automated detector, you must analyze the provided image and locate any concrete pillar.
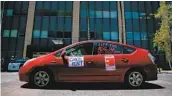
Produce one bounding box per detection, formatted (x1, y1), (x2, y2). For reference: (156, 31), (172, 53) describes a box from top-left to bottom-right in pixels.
(117, 1), (123, 43)
(72, 1), (80, 43)
(121, 1), (126, 44)
(23, 1), (36, 58)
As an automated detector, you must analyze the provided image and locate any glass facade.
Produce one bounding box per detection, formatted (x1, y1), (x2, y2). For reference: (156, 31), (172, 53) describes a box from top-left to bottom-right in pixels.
(79, 1), (118, 41)
(32, 1), (73, 52)
(1, 1), (29, 60)
(124, 1), (159, 52)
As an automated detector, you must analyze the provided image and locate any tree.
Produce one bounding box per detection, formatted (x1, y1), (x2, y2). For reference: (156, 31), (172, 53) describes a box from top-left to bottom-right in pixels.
(154, 1), (172, 70)
(168, 4), (172, 45)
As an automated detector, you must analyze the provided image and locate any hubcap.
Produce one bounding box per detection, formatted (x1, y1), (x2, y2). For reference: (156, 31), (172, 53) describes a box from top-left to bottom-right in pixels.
(128, 72), (143, 87)
(34, 71), (49, 87)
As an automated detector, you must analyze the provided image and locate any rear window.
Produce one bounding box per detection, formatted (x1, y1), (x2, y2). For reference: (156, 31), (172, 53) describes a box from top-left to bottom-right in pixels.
(123, 46), (136, 54)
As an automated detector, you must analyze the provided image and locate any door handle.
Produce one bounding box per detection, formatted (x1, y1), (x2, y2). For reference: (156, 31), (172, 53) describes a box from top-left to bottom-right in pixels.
(121, 58), (129, 63)
(85, 61), (96, 67)
(86, 61), (93, 64)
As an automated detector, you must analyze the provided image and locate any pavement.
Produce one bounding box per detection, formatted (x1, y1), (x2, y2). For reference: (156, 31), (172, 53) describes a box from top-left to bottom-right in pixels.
(1, 72), (172, 96)
(160, 70), (172, 74)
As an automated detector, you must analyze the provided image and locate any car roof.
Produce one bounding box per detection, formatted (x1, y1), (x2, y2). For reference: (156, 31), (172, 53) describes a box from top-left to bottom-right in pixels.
(78, 40), (137, 48)
(81, 40), (120, 43)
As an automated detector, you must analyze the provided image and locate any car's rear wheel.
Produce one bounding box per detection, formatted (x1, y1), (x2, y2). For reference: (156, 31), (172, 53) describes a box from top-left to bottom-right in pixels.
(30, 69), (53, 88)
(125, 70), (144, 88)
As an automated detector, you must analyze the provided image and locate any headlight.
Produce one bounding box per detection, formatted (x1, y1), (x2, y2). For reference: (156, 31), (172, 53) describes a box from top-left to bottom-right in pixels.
(148, 53), (155, 64)
(23, 58), (36, 66)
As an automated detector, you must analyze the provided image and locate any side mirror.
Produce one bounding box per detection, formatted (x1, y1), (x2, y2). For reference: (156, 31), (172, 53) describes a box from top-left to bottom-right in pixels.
(61, 51), (66, 58)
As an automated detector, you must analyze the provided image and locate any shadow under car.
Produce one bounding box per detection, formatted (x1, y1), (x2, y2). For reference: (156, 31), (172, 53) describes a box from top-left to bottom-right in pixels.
(21, 82), (164, 91)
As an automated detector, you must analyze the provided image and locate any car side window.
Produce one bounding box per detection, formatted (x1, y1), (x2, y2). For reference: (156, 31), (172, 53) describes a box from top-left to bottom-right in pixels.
(123, 46), (136, 54)
(66, 43), (93, 56)
(93, 42), (122, 55)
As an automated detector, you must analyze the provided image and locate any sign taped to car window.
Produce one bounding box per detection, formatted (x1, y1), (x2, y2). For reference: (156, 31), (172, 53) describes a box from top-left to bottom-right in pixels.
(68, 57), (84, 67)
(105, 55), (116, 71)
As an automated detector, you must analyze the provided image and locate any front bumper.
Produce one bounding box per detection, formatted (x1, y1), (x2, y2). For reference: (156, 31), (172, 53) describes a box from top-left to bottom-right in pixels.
(18, 66), (29, 82)
(144, 64), (158, 81)
(19, 73), (29, 82)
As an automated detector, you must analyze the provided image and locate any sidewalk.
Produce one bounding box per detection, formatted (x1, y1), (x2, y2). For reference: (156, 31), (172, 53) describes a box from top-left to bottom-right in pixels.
(159, 70), (172, 74)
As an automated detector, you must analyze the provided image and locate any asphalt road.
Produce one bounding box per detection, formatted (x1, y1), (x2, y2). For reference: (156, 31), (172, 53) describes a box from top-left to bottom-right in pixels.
(1, 72), (172, 96)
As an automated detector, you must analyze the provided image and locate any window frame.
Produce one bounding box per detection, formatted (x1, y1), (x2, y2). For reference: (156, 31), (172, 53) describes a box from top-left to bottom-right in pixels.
(122, 45), (136, 54)
(54, 50), (63, 57)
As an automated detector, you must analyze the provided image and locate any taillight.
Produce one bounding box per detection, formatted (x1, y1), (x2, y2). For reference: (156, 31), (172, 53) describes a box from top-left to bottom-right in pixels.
(148, 53), (155, 64)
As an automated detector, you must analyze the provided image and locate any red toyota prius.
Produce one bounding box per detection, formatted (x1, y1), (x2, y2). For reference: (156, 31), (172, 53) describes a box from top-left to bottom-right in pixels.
(19, 40), (157, 88)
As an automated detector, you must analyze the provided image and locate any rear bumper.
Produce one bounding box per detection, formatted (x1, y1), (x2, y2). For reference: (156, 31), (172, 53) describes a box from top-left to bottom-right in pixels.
(144, 64), (158, 81)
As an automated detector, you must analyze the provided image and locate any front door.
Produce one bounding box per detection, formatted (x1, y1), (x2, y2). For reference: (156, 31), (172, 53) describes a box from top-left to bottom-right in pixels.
(57, 42), (95, 81)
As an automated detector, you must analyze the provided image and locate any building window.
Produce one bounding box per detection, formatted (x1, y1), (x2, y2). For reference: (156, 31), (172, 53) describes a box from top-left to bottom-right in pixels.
(111, 32), (118, 40)
(134, 32), (140, 40)
(10, 29), (18, 37)
(6, 9), (13, 16)
(42, 16), (49, 30)
(125, 12), (132, 19)
(41, 30), (48, 38)
(103, 32), (110, 40)
(57, 17), (64, 31)
(141, 32), (147, 40)
(49, 16), (56, 32)
(33, 30), (40, 38)
(3, 30), (10, 37)
(111, 11), (117, 18)
(127, 32), (133, 40)
(65, 17), (72, 31)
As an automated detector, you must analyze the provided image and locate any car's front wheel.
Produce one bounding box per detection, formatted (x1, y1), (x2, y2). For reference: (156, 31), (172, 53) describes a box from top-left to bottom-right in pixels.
(125, 70), (144, 88)
(30, 69), (53, 88)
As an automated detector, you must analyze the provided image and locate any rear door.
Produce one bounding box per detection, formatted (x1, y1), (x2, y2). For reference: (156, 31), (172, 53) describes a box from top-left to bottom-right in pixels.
(88, 41), (123, 81)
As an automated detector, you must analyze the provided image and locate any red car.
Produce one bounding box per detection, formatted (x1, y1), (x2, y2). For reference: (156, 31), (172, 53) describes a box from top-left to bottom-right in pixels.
(19, 40), (157, 88)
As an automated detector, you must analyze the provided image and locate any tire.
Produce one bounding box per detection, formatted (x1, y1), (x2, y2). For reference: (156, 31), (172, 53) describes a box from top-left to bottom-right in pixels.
(30, 69), (53, 88)
(125, 70), (144, 88)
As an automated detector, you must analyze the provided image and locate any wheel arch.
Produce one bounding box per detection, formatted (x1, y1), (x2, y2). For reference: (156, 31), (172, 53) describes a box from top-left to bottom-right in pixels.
(29, 66), (55, 82)
(124, 67), (147, 81)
